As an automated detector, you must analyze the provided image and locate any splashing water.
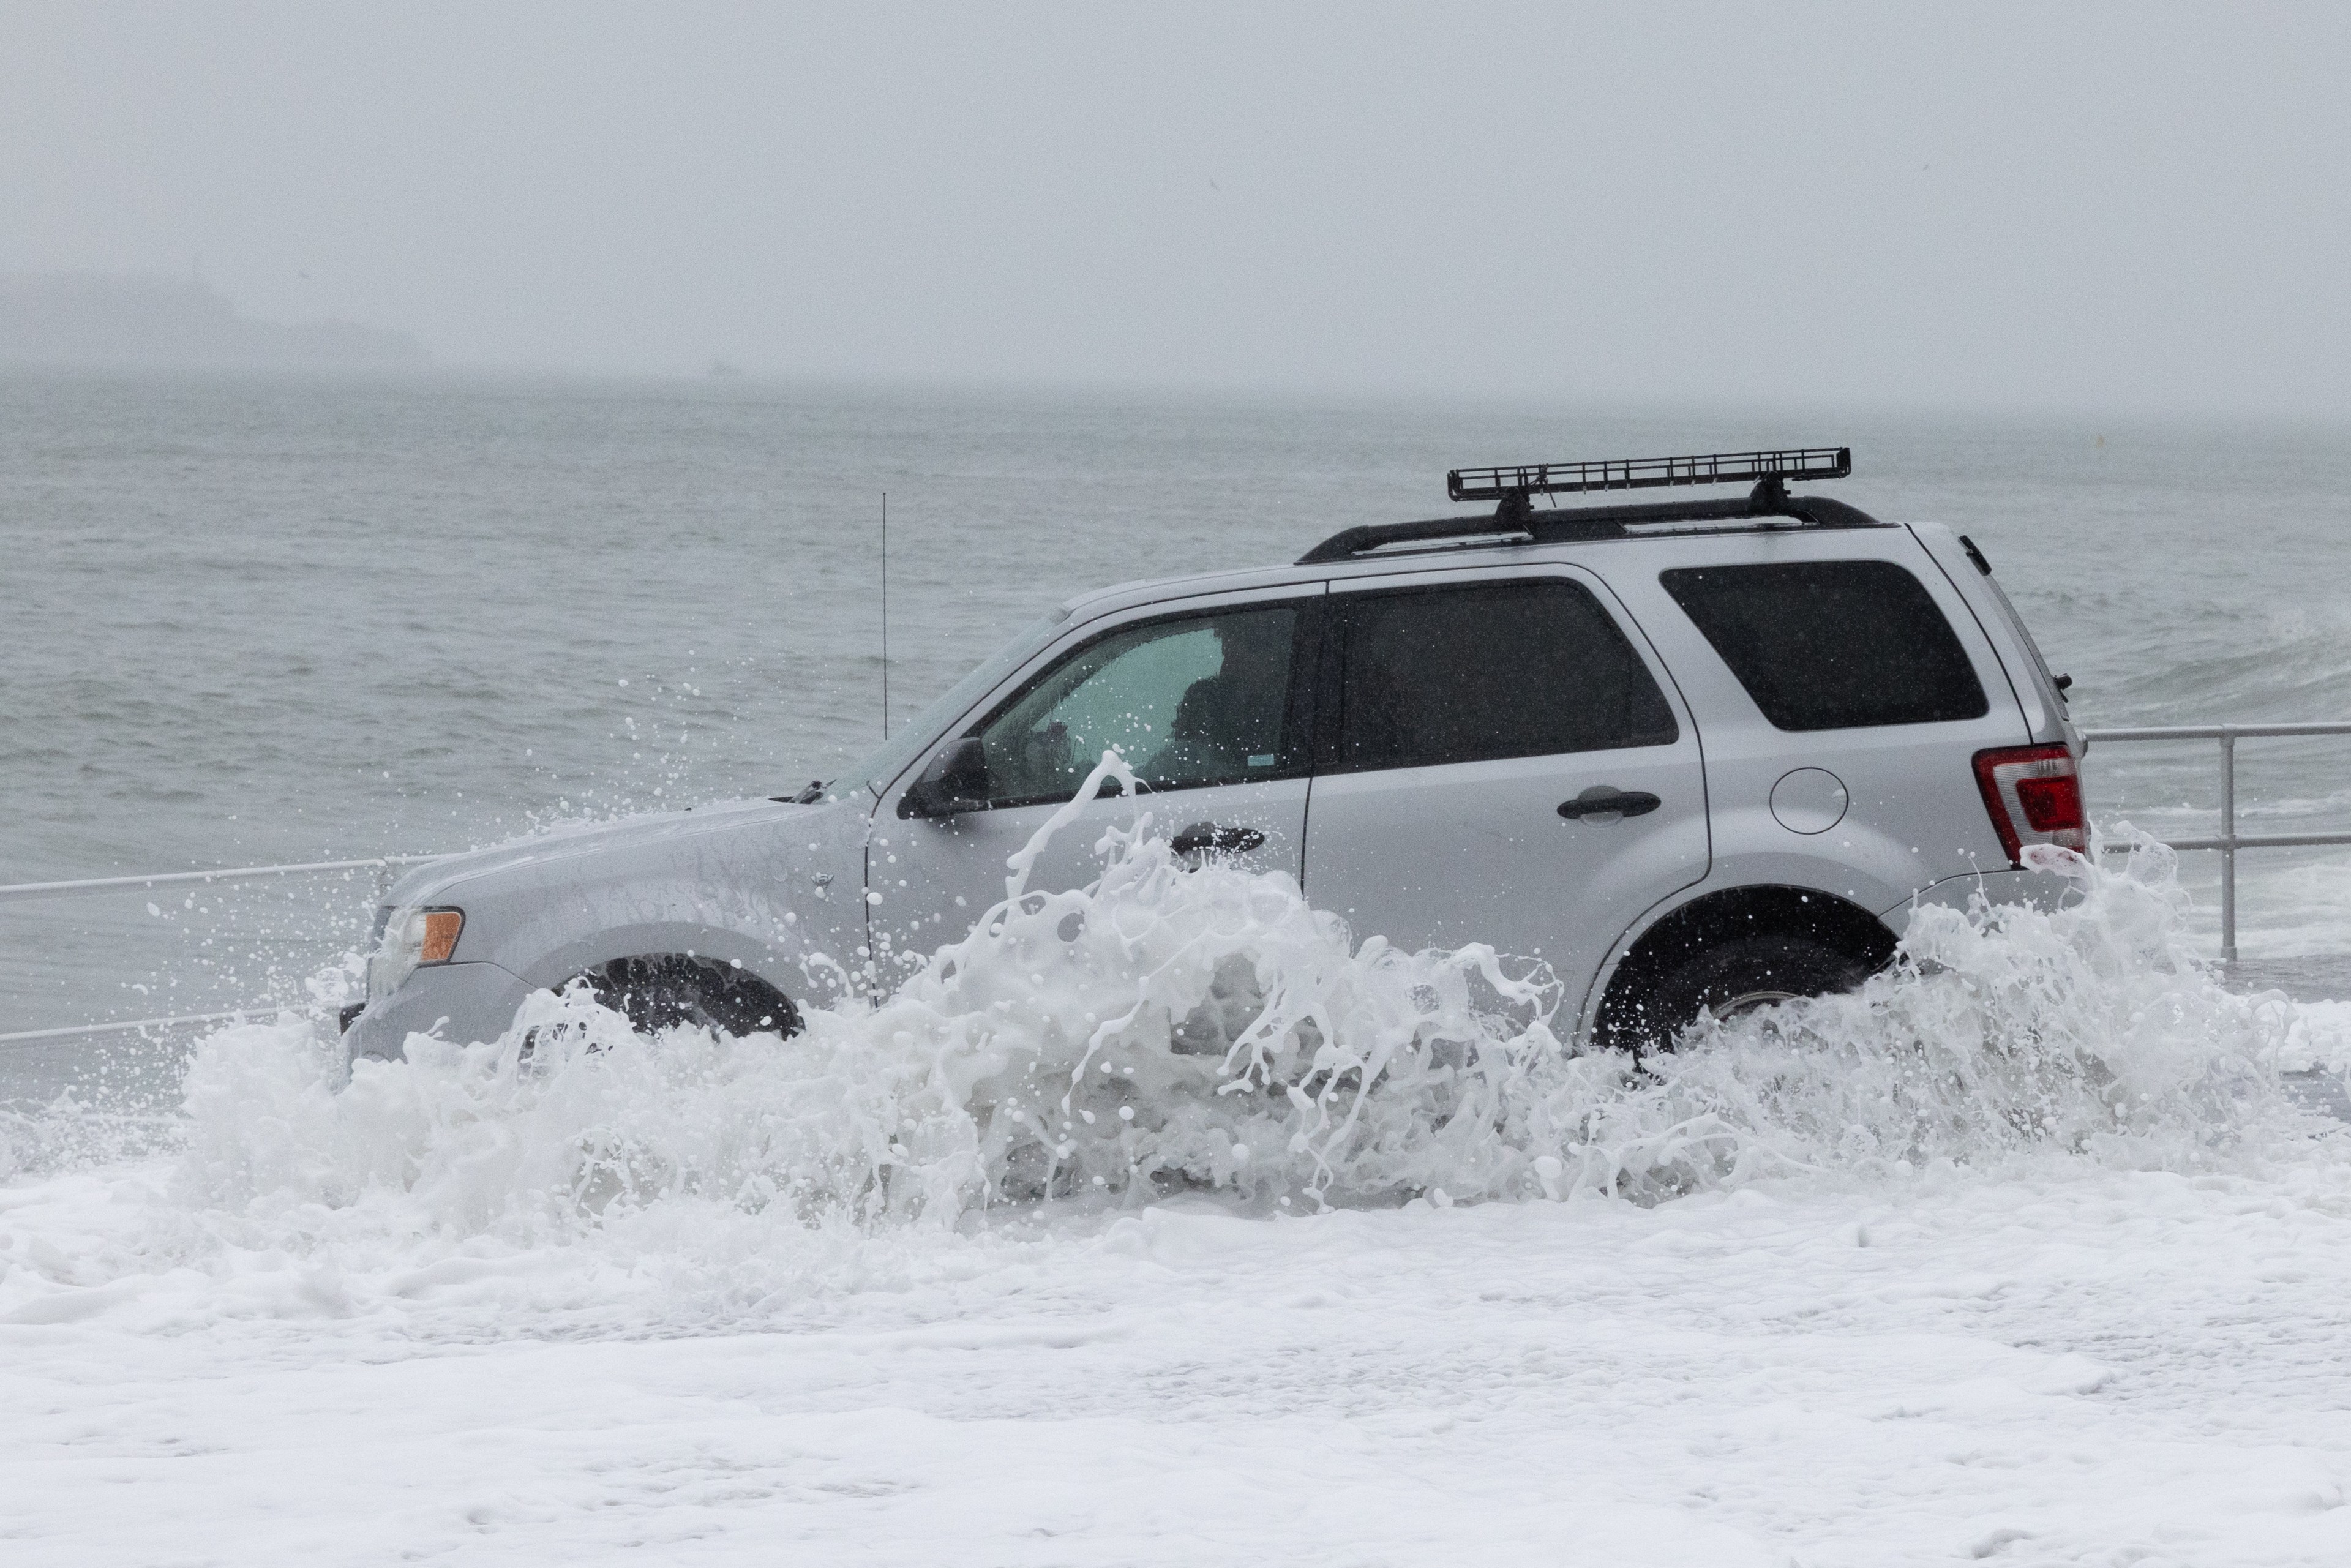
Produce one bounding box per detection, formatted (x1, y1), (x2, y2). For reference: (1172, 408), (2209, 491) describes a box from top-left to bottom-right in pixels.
(146, 756), (2334, 1281)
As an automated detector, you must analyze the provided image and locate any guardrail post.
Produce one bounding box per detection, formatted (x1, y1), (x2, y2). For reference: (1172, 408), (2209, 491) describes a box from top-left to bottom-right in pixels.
(2219, 729), (2238, 962)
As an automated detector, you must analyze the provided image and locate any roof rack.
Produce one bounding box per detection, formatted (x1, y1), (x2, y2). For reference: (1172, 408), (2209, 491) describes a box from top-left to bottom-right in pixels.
(1297, 444), (1879, 565)
(1446, 445), (1849, 502)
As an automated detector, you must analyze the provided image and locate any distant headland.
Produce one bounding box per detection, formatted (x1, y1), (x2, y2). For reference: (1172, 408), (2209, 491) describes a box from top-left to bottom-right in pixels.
(0, 274), (426, 367)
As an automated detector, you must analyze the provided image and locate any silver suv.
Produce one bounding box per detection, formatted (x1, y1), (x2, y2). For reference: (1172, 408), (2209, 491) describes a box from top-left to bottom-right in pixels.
(345, 446), (2084, 1061)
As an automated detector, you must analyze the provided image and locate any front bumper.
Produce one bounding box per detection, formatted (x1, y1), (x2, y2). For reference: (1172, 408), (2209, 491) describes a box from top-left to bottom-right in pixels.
(342, 959), (535, 1062)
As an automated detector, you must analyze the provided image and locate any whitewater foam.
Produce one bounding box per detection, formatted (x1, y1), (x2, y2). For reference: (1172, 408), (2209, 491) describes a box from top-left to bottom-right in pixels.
(4, 770), (2337, 1342)
(148, 782), (2325, 1250)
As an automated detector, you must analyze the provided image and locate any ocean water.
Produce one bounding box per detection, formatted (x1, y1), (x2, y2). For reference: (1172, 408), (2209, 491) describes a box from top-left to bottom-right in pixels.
(4, 370), (2350, 1087)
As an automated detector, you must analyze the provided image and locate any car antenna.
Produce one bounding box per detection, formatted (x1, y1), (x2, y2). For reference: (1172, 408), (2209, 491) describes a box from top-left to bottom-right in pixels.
(880, 490), (890, 741)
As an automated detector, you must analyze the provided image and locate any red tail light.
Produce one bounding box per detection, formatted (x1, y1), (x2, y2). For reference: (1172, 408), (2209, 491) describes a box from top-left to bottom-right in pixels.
(1972, 744), (2087, 865)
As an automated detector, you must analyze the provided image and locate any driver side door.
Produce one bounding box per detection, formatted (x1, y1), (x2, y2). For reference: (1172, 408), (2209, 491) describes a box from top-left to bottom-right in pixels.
(868, 586), (1322, 988)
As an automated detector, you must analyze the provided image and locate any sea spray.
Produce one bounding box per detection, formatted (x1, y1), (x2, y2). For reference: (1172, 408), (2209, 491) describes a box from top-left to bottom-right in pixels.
(1592, 835), (2311, 1194)
(163, 776), (2331, 1262)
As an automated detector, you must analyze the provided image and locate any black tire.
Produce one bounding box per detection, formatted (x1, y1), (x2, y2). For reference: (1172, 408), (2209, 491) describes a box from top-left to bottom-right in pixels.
(1611, 933), (1869, 1054)
(580, 955), (800, 1038)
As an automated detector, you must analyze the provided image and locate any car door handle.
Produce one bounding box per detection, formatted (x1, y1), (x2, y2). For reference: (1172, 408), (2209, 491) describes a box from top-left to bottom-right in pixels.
(1171, 823), (1267, 855)
(1557, 789), (1662, 820)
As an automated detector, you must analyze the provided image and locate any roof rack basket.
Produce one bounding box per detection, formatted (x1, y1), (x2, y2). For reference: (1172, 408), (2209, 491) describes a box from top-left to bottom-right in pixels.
(1298, 444), (1876, 564)
(1445, 445), (1850, 503)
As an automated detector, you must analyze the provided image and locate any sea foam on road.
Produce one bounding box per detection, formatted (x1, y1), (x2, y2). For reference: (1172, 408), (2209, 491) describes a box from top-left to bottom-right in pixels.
(137, 761), (2328, 1294)
(4, 757), (2337, 1337)
(9, 778), (2351, 1565)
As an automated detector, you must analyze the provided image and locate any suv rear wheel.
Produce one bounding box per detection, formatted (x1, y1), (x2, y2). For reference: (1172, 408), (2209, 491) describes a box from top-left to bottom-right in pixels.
(1613, 934), (1869, 1053)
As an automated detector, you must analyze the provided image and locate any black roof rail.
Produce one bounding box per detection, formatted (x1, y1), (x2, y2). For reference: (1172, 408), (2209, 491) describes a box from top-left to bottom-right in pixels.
(1297, 445), (1880, 565)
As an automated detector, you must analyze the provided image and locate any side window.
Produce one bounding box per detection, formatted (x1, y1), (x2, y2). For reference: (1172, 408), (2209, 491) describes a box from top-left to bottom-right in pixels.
(1660, 560), (1990, 731)
(1330, 578), (1678, 773)
(974, 603), (1302, 806)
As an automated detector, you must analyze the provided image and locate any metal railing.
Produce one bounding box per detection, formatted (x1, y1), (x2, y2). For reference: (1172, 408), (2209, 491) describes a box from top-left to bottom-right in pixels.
(1, 1007), (295, 1048)
(0, 854), (444, 1048)
(0, 854), (441, 907)
(2083, 722), (2351, 961)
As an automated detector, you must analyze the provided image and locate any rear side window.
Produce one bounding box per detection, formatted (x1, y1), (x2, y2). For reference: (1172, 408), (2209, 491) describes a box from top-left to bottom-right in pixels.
(1660, 560), (1989, 731)
(1330, 578), (1678, 773)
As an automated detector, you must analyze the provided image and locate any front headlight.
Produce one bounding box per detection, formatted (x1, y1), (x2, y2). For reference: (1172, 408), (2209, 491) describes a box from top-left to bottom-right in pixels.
(367, 905), (465, 1000)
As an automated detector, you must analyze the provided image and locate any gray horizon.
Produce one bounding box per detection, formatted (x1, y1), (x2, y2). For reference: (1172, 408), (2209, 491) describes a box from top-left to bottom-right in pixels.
(4, 2), (2346, 417)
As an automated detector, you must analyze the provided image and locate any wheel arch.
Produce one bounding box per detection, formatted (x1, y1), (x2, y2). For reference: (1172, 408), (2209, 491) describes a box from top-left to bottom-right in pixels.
(506, 917), (839, 1035)
(503, 916), (820, 992)
(568, 951), (804, 1037)
(1585, 883), (1899, 1049)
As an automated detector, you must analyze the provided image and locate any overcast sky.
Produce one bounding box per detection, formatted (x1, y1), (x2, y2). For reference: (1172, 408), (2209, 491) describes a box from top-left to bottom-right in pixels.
(5, 2), (2347, 413)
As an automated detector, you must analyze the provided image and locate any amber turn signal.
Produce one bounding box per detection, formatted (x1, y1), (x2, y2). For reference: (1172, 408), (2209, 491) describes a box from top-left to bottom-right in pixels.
(419, 908), (464, 964)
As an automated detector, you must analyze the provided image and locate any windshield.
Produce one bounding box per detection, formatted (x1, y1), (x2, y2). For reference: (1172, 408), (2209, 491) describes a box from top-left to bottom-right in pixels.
(846, 612), (1067, 794)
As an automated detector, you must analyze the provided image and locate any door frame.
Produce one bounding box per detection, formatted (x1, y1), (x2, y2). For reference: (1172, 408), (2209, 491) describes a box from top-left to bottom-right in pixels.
(864, 578), (1333, 975)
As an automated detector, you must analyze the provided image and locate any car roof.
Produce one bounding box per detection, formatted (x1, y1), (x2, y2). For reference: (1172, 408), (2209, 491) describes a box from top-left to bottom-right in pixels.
(1055, 514), (1911, 626)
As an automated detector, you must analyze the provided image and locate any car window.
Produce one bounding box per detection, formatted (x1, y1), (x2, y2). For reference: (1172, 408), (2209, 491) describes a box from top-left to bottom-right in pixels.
(1660, 560), (1989, 730)
(1329, 578), (1678, 773)
(975, 603), (1302, 806)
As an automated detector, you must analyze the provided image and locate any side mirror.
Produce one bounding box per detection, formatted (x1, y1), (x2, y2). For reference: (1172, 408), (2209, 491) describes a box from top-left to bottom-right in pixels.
(899, 736), (990, 819)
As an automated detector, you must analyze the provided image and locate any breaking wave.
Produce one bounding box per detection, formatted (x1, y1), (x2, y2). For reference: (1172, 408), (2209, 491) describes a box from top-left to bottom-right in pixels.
(9, 758), (2344, 1331)
(158, 773), (2334, 1253)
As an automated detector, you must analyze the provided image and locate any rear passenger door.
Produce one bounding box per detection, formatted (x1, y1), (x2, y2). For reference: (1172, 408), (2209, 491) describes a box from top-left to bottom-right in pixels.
(1300, 565), (1709, 997)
